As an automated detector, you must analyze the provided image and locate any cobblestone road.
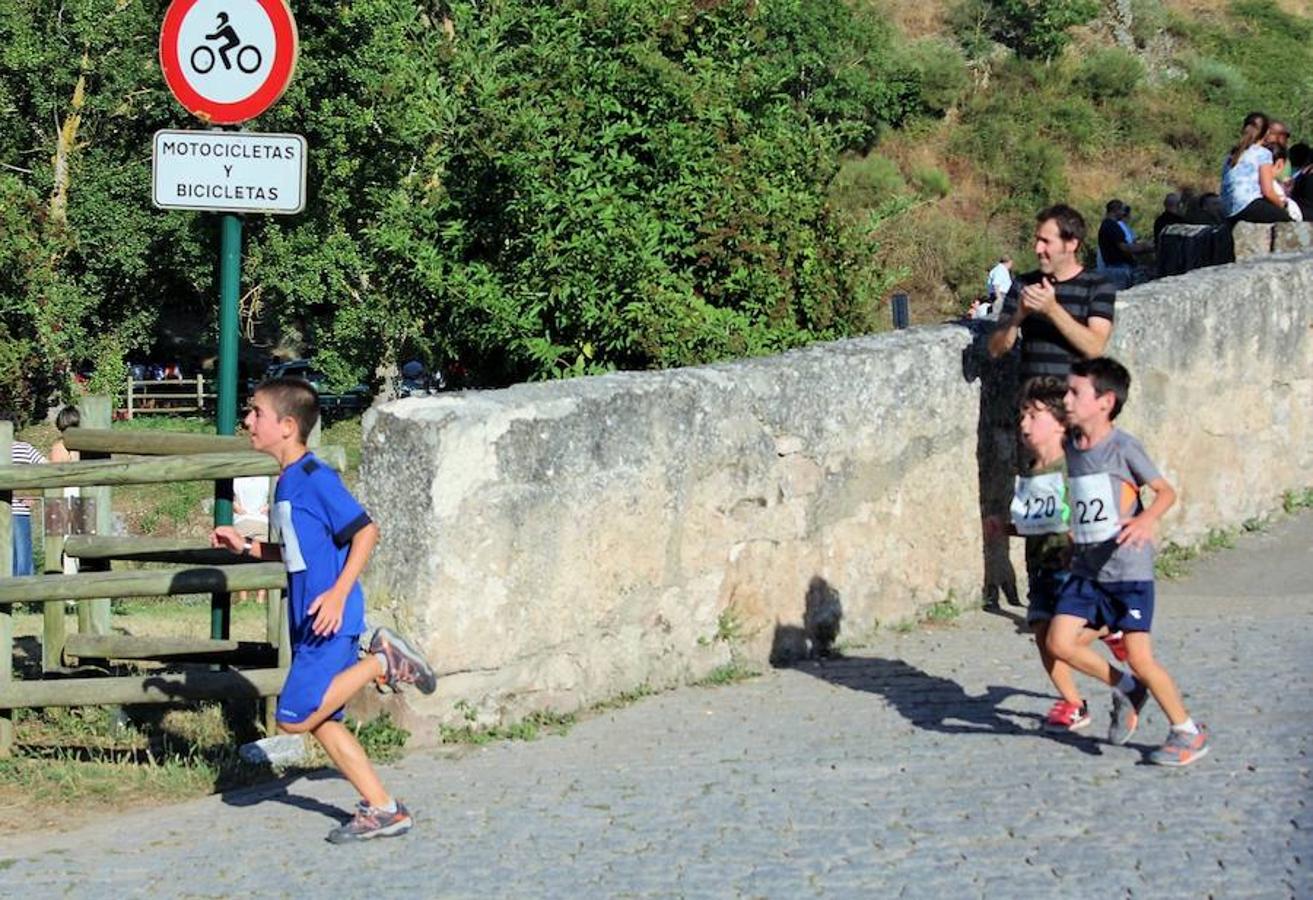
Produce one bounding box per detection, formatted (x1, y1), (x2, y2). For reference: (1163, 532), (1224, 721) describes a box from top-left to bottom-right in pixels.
(4, 514), (1310, 898)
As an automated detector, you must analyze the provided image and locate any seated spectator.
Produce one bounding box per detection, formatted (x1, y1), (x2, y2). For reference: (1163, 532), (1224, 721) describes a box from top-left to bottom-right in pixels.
(1268, 144), (1303, 222)
(1287, 142), (1313, 222)
(1221, 112), (1290, 223)
(1096, 200), (1149, 289)
(1153, 192), (1187, 240)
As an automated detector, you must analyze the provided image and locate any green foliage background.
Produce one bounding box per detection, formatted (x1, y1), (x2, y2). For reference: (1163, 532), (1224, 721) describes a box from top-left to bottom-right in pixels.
(1, 0), (1311, 422)
(0, 0), (929, 419)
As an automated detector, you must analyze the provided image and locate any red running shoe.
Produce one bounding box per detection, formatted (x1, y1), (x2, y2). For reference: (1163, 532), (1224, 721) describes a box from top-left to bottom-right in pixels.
(1043, 699), (1092, 733)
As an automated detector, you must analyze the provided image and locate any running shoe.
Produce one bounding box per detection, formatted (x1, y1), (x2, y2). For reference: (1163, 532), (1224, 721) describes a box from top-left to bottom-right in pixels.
(1043, 699), (1092, 733)
(1108, 681), (1149, 745)
(368, 627), (438, 694)
(1148, 724), (1211, 767)
(1101, 630), (1129, 661)
(327, 800), (414, 843)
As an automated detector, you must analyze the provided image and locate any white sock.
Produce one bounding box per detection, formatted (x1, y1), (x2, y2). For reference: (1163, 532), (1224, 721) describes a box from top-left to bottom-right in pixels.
(1115, 671), (1138, 694)
(1171, 718), (1199, 735)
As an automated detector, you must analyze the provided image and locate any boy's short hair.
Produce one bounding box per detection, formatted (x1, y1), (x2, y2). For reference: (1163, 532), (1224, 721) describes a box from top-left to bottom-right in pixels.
(1019, 376), (1069, 425)
(55, 405), (81, 432)
(1036, 204), (1087, 247)
(256, 377), (320, 442)
(1070, 356), (1131, 420)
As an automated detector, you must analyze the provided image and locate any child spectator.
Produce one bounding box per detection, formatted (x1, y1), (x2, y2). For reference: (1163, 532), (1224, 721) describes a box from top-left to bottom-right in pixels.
(211, 377), (439, 841)
(989, 377), (1118, 733)
(49, 405), (82, 575)
(1046, 358), (1209, 766)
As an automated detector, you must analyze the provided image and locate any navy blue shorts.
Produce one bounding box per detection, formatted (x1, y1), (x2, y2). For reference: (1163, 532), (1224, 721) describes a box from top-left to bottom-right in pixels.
(276, 632), (361, 725)
(1026, 568), (1068, 625)
(1055, 576), (1155, 632)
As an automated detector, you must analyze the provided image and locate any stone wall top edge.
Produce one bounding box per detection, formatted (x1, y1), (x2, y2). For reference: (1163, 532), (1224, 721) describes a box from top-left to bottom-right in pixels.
(372, 325), (975, 423)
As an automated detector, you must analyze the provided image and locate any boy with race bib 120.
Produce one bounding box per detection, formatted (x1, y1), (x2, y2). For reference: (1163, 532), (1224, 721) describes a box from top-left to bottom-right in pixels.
(1045, 357), (1210, 766)
(990, 376), (1117, 734)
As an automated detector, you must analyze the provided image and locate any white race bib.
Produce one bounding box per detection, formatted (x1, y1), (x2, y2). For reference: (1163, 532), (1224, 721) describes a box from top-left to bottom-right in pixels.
(272, 500), (306, 573)
(1010, 471), (1068, 535)
(1068, 474), (1121, 543)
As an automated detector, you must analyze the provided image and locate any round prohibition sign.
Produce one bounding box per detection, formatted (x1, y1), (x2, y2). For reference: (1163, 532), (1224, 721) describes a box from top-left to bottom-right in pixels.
(160, 0), (298, 125)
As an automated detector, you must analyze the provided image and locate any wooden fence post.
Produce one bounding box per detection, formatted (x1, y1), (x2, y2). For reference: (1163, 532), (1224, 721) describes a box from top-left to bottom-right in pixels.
(77, 397), (113, 637)
(1, 418), (14, 756)
(125, 374), (134, 420)
(41, 487), (68, 671)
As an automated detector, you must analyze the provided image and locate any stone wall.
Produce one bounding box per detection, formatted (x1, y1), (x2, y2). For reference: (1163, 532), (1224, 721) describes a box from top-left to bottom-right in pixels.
(360, 252), (1313, 726)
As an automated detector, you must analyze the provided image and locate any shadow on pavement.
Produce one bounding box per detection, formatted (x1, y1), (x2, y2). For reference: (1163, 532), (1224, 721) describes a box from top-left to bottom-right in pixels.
(221, 769), (351, 823)
(792, 654), (1104, 756)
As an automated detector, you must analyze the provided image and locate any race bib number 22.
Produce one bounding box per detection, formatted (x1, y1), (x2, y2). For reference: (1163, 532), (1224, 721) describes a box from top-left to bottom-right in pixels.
(1068, 474), (1121, 543)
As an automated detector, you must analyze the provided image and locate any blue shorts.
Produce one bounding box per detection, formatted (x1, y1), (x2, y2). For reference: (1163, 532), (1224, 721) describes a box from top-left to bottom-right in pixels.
(276, 632), (361, 725)
(1026, 568), (1068, 626)
(1055, 576), (1155, 632)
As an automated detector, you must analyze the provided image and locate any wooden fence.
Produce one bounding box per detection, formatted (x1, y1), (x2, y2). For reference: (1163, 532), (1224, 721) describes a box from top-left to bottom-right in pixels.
(124, 375), (215, 418)
(0, 397), (345, 756)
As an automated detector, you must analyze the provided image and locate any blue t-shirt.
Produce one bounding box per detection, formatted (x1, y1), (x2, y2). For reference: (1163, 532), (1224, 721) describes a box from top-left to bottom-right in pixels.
(1221, 144), (1273, 218)
(272, 453), (372, 646)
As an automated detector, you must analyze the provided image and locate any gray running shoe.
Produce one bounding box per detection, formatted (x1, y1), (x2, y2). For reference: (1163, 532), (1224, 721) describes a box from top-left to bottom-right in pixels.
(1149, 724), (1211, 767)
(327, 800), (414, 843)
(1108, 681), (1149, 745)
(368, 627), (438, 694)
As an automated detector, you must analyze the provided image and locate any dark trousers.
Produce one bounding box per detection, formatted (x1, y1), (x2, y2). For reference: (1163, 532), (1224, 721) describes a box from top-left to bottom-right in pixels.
(1230, 197), (1291, 224)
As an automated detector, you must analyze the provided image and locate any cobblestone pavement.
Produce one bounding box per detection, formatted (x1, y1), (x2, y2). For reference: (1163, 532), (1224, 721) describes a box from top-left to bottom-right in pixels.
(4, 514), (1311, 899)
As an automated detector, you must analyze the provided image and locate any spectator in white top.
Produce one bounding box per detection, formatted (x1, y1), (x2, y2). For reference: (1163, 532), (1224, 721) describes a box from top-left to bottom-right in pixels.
(1221, 111), (1290, 223)
(6, 418), (47, 576)
(976, 256), (1013, 319)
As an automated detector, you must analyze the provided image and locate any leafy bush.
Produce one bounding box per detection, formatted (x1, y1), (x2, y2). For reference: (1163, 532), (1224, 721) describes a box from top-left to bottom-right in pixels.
(1188, 57), (1248, 104)
(1078, 49), (1146, 101)
(913, 167), (953, 198)
(902, 39), (971, 115)
(830, 153), (908, 215)
(953, 0), (1099, 61)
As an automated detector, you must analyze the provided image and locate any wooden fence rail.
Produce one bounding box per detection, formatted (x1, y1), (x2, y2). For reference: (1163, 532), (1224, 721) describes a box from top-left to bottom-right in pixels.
(124, 376), (214, 419)
(0, 404), (311, 756)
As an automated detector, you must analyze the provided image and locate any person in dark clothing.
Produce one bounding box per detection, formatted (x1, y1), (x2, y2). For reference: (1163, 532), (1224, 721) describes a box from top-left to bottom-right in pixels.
(1153, 193), (1187, 240)
(1288, 143), (1313, 222)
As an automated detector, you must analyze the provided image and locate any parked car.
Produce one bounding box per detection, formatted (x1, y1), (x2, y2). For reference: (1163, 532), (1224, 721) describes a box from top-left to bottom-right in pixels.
(250, 359), (371, 414)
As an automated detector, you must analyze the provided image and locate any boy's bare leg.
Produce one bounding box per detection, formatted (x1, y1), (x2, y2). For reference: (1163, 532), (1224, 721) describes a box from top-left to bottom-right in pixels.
(1034, 622), (1081, 705)
(1121, 631), (1188, 725)
(1046, 614), (1120, 686)
(276, 655), (392, 807)
(314, 720), (389, 808)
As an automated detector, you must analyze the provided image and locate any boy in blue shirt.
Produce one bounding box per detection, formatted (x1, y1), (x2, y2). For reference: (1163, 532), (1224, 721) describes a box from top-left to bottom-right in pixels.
(212, 377), (438, 841)
(1046, 358), (1210, 766)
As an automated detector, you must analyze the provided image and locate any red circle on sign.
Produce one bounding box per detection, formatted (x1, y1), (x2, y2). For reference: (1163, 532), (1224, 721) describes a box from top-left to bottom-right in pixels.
(160, 0), (298, 125)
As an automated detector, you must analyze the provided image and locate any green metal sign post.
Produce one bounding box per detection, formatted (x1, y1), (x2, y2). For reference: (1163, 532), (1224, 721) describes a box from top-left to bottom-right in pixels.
(157, 0), (301, 643)
(212, 211), (243, 640)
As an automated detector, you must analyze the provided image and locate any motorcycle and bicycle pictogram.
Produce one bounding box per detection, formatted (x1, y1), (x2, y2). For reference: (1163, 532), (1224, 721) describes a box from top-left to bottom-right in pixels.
(160, 0), (297, 125)
(190, 12), (262, 74)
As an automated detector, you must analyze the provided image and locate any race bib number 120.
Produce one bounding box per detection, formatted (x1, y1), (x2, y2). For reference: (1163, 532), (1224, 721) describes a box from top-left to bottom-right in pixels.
(1011, 471), (1068, 535)
(1068, 474), (1121, 543)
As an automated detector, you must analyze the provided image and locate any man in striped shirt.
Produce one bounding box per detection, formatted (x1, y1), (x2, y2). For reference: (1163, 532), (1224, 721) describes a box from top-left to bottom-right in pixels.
(988, 204), (1116, 379)
(9, 438), (46, 576)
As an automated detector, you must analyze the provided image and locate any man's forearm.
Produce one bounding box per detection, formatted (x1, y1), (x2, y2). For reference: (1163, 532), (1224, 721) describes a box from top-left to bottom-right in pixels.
(1046, 306), (1109, 359)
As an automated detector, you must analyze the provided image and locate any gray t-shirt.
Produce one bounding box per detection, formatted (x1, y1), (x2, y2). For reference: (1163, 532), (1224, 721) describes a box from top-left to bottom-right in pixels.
(1064, 428), (1162, 582)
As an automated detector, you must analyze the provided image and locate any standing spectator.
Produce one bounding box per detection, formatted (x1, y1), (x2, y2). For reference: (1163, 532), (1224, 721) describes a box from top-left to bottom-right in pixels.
(985, 255), (1014, 314)
(5, 414), (47, 576)
(1221, 113), (1290, 223)
(48, 406), (82, 576)
(1153, 193), (1187, 240)
(988, 204), (1115, 380)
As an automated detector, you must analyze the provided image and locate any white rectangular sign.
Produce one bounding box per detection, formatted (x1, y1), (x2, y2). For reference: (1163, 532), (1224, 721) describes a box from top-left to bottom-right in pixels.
(152, 130), (306, 214)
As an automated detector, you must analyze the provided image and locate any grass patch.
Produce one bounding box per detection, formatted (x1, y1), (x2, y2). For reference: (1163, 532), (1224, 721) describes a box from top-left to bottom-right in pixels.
(1282, 487), (1313, 514)
(348, 712), (409, 763)
(691, 661), (760, 687)
(438, 706), (577, 746)
(1157, 527), (1234, 579)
